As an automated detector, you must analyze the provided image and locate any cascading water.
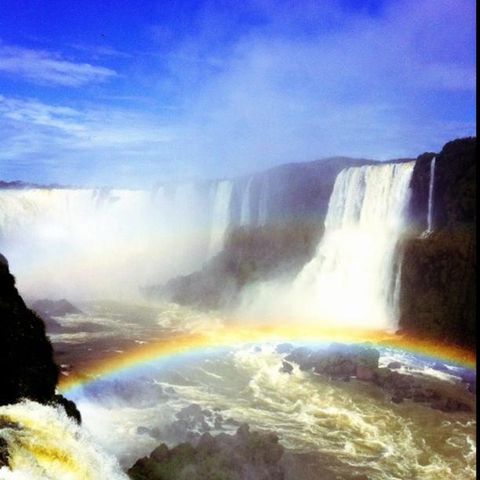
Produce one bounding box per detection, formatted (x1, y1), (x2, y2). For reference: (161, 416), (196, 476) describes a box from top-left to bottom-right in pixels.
(207, 180), (233, 259)
(239, 178), (253, 226)
(426, 156), (436, 233)
(0, 401), (127, 480)
(0, 185), (212, 299)
(291, 161), (415, 329)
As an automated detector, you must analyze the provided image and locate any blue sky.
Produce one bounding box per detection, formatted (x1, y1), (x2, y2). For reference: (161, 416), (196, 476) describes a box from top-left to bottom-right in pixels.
(0, 0), (476, 187)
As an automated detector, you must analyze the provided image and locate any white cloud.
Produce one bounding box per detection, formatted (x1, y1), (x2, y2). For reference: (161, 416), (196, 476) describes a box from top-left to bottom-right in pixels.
(0, 95), (182, 186)
(0, 44), (117, 86)
(69, 43), (132, 59)
(0, 0), (475, 185)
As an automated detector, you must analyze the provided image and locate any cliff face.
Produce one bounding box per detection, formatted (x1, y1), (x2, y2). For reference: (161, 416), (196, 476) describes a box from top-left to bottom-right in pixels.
(148, 222), (322, 310)
(408, 138), (476, 231)
(0, 253), (59, 405)
(241, 157), (379, 226)
(148, 138), (476, 349)
(399, 137), (476, 348)
(0, 254), (80, 422)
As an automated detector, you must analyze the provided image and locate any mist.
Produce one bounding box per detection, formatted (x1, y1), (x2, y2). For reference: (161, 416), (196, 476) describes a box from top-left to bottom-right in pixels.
(0, 185), (215, 301)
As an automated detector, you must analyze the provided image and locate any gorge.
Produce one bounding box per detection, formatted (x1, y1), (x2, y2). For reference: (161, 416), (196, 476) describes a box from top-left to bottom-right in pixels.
(0, 136), (476, 480)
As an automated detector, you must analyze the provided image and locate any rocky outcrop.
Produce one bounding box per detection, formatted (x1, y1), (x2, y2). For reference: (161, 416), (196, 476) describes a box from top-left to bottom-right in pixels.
(281, 343), (475, 413)
(0, 253), (80, 419)
(29, 298), (83, 334)
(399, 137), (476, 348)
(128, 424), (285, 480)
(128, 423), (365, 480)
(284, 342), (380, 380)
(31, 298), (82, 317)
(0, 253), (59, 406)
(147, 222), (322, 310)
(408, 137), (476, 231)
(0, 253), (82, 467)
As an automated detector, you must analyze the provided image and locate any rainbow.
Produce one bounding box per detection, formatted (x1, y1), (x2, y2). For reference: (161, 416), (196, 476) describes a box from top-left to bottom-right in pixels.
(58, 324), (476, 394)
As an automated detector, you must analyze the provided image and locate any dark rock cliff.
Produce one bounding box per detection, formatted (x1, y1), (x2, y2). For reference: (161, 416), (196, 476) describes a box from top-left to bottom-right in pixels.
(399, 137), (476, 348)
(233, 157), (379, 226)
(0, 253), (59, 405)
(147, 138), (475, 351)
(146, 221), (322, 310)
(0, 253), (81, 419)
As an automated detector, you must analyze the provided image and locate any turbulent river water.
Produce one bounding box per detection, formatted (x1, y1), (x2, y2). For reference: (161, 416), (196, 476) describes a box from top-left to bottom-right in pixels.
(28, 301), (474, 480)
(0, 159), (475, 479)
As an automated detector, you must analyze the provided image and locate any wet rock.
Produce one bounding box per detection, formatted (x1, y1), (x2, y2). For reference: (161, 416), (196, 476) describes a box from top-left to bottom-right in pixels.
(285, 347), (314, 370)
(0, 253), (61, 409)
(196, 431), (216, 453)
(412, 390), (428, 403)
(459, 369), (476, 384)
(150, 443), (169, 462)
(287, 343), (380, 381)
(284, 342), (473, 414)
(177, 404), (205, 424)
(391, 394), (404, 404)
(430, 398), (472, 413)
(128, 424), (287, 480)
(387, 361), (402, 369)
(31, 298), (82, 317)
(162, 403), (232, 444)
(51, 394), (82, 423)
(0, 437), (9, 468)
(432, 362), (449, 372)
(356, 365), (376, 381)
(280, 361), (294, 374)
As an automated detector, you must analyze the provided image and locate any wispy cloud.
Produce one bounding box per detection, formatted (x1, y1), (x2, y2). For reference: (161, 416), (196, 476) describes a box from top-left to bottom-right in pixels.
(0, 43), (117, 86)
(144, 0), (475, 176)
(68, 43), (132, 59)
(0, 95), (182, 186)
(0, 0), (475, 186)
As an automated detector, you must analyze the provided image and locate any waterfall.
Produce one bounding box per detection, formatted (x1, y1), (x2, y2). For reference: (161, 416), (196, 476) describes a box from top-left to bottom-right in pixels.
(292, 161), (415, 329)
(0, 401), (127, 479)
(0, 186), (211, 299)
(257, 176), (269, 226)
(426, 156), (436, 233)
(240, 178), (253, 226)
(207, 180), (233, 259)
